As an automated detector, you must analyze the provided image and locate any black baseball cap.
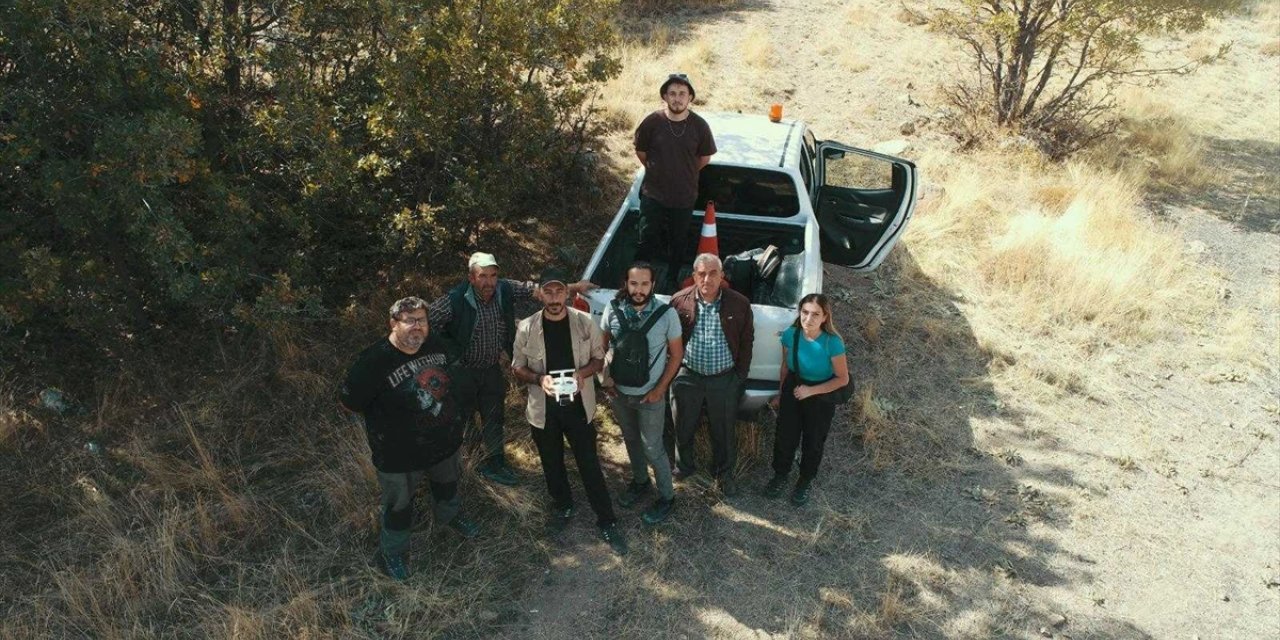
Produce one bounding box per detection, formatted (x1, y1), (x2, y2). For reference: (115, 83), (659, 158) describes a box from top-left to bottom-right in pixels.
(538, 268), (571, 288)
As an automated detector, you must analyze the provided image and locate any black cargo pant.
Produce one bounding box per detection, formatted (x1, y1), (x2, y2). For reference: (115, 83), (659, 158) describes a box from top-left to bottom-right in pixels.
(530, 403), (617, 527)
(451, 364), (507, 466)
(772, 376), (837, 481)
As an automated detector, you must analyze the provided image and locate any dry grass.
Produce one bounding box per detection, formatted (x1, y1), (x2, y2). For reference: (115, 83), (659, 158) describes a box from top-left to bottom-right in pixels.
(740, 26), (774, 68)
(5, 1), (1276, 638)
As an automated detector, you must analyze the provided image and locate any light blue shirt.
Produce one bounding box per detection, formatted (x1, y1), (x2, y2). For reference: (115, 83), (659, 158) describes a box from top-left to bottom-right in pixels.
(781, 326), (846, 382)
(602, 298), (681, 395)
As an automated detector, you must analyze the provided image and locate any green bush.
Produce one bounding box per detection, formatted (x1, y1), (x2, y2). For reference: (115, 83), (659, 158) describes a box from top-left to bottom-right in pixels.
(0, 0), (619, 352)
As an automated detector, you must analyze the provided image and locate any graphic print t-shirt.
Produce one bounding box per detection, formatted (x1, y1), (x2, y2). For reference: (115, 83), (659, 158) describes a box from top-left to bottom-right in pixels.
(339, 335), (462, 472)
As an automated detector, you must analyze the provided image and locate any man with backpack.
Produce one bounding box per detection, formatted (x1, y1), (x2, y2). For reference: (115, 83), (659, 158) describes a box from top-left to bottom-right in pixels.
(600, 262), (683, 524)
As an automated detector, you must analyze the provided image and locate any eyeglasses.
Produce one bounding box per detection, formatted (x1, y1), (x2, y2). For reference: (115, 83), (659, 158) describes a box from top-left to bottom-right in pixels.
(397, 316), (429, 327)
(668, 73), (688, 80)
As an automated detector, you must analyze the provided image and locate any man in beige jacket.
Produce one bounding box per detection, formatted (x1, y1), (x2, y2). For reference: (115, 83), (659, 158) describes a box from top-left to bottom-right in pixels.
(512, 269), (628, 555)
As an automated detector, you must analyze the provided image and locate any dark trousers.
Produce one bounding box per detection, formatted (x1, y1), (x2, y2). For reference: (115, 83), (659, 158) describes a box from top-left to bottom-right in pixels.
(377, 451), (462, 558)
(452, 364), (507, 465)
(530, 405), (616, 527)
(672, 367), (742, 479)
(772, 376), (837, 481)
(637, 195), (693, 291)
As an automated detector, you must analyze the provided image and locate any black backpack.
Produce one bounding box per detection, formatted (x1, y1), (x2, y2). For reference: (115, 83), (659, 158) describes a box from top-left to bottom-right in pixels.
(609, 300), (670, 388)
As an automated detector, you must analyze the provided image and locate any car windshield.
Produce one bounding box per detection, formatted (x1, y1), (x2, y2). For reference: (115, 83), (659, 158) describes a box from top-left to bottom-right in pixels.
(695, 166), (799, 218)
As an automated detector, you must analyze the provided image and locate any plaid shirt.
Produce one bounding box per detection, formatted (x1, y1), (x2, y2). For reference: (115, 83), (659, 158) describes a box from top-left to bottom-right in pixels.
(428, 279), (536, 367)
(682, 293), (734, 375)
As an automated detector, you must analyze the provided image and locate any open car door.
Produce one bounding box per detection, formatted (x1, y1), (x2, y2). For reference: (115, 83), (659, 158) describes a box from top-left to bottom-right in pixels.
(812, 142), (917, 271)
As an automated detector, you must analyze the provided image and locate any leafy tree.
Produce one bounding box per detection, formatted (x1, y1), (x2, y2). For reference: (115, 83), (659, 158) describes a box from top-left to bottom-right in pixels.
(0, 0), (618, 351)
(928, 0), (1238, 156)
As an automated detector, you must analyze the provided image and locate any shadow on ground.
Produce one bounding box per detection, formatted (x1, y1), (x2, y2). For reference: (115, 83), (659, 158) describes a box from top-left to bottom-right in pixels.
(1156, 136), (1280, 234)
(497, 247), (1154, 639)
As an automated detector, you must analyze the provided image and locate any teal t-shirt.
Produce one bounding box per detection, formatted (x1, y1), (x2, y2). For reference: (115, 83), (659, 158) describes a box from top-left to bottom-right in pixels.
(780, 326), (846, 382)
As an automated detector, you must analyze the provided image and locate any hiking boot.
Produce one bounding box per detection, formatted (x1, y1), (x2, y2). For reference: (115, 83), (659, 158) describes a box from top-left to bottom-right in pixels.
(546, 504), (576, 534)
(447, 515), (481, 539)
(641, 497), (675, 525)
(717, 476), (741, 498)
(762, 473), (789, 499)
(599, 523), (629, 556)
(790, 479), (813, 506)
(480, 461), (518, 486)
(617, 480), (651, 508)
(377, 550), (410, 581)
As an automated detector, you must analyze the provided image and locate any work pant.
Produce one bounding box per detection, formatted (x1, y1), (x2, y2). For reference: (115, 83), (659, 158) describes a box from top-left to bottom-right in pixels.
(772, 376), (837, 481)
(452, 364), (507, 465)
(612, 392), (675, 500)
(377, 450), (462, 559)
(637, 195), (693, 292)
(672, 367), (742, 479)
(530, 405), (617, 527)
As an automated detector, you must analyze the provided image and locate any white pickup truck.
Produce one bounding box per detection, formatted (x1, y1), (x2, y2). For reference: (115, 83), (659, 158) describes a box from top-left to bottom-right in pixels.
(580, 112), (918, 410)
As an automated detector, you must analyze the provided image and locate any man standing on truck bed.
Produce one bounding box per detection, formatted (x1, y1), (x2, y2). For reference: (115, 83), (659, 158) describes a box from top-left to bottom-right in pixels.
(634, 73), (717, 293)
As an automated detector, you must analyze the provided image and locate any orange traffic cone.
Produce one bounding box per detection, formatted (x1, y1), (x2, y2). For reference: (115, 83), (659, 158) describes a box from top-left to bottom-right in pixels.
(695, 201), (719, 257)
(680, 202), (721, 289)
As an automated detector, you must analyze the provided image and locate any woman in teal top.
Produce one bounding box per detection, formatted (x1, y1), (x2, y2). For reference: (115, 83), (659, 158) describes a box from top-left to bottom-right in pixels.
(764, 293), (850, 506)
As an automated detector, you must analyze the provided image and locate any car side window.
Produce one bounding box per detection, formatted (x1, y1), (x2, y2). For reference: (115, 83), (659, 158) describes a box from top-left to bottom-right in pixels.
(799, 145), (814, 195)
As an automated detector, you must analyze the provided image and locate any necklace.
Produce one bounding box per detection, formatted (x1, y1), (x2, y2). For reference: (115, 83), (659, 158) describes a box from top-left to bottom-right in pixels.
(665, 113), (689, 138)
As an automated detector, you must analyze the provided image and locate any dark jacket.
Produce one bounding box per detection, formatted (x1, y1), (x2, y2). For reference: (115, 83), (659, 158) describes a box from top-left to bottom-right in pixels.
(670, 284), (754, 380)
(437, 280), (517, 365)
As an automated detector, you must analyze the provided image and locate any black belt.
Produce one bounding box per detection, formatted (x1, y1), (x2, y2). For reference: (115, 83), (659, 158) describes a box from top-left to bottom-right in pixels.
(682, 365), (734, 377)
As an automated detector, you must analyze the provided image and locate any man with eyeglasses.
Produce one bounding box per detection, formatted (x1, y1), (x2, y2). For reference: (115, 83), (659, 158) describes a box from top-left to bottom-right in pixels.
(340, 296), (481, 581)
(634, 73), (717, 293)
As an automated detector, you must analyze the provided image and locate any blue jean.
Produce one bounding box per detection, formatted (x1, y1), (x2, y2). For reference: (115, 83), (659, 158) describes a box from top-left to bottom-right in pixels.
(612, 392), (675, 500)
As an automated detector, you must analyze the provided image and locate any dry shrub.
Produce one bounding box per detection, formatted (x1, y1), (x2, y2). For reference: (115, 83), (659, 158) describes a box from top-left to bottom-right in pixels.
(979, 173), (1188, 339)
(1089, 91), (1222, 192)
(741, 26), (774, 67)
(909, 146), (1205, 343)
(620, 0), (739, 16)
(596, 34), (717, 130)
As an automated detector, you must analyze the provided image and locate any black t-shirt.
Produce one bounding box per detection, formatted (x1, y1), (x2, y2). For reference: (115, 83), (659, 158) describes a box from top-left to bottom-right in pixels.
(339, 335), (462, 472)
(634, 110), (716, 209)
(541, 315), (584, 417)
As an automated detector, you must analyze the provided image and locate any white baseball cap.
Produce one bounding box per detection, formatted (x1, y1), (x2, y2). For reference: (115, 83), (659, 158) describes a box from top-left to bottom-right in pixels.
(467, 252), (499, 269)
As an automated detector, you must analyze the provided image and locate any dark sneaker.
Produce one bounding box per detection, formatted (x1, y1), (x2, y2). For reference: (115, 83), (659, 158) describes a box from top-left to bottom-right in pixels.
(546, 504), (575, 534)
(599, 523), (629, 556)
(447, 515), (481, 539)
(790, 479), (812, 506)
(718, 477), (741, 498)
(641, 497), (674, 525)
(377, 550), (410, 581)
(480, 462), (518, 486)
(617, 481), (651, 508)
(762, 473), (789, 499)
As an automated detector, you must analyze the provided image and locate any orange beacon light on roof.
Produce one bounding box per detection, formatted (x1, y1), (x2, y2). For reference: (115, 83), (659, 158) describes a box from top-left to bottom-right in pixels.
(769, 103), (783, 122)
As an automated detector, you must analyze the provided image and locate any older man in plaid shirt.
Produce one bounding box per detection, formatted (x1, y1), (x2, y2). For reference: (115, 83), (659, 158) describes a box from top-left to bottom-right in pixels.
(668, 253), (754, 497)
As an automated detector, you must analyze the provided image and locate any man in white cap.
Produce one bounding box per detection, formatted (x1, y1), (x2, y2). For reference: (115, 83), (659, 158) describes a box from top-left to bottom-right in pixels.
(428, 252), (593, 485)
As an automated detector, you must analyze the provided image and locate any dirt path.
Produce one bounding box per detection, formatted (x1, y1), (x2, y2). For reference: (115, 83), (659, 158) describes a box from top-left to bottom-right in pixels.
(513, 2), (1280, 638)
